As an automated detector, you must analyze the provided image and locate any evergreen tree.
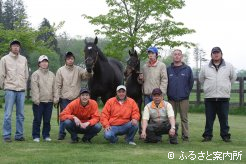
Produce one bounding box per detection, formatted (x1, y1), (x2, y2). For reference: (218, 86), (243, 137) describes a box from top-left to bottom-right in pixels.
(2, 0), (28, 29)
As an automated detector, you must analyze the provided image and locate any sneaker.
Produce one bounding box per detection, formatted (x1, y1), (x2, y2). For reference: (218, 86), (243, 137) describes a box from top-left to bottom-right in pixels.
(44, 137), (52, 142)
(58, 135), (65, 140)
(202, 137), (212, 142)
(128, 141), (137, 145)
(4, 138), (12, 142)
(15, 137), (25, 141)
(33, 138), (40, 142)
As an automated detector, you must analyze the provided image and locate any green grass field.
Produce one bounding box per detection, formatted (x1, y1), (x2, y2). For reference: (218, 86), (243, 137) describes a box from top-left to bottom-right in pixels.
(0, 104), (245, 164)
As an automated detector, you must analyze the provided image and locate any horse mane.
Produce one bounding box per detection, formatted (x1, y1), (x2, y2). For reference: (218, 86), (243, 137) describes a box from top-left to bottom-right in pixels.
(96, 47), (108, 62)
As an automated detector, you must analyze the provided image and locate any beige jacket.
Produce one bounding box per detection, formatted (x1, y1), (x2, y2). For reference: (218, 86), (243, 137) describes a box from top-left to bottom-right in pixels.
(31, 68), (58, 105)
(140, 61), (168, 96)
(55, 65), (92, 101)
(0, 52), (29, 91)
(199, 60), (237, 98)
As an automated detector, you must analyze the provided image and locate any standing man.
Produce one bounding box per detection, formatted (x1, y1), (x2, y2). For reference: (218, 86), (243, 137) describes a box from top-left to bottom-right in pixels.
(199, 47), (237, 142)
(55, 51), (92, 140)
(140, 88), (178, 144)
(60, 88), (101, 143)
(138, 46), (168, 106)
(0, 40), (29, 142)
(101, 85), (140, 145)
(167, 49), (194, 141)
(31, 55), (58, 142)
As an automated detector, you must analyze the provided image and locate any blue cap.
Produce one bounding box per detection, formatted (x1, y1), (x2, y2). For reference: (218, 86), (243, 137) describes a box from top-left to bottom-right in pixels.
(147, 47), (158, 54)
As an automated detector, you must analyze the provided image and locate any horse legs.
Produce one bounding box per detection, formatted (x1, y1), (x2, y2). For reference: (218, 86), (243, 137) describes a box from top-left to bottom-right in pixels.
(90, 94), (98, 102)
(137, 97), (143, 135)
(101, 92), (113, 104)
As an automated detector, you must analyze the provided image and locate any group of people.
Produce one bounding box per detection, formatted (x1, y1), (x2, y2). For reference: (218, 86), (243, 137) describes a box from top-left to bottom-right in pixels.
(0, 40), (236, 145)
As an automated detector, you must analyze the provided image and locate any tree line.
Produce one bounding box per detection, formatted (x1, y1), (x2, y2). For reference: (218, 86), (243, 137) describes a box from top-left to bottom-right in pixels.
(1, 0), (245, 76)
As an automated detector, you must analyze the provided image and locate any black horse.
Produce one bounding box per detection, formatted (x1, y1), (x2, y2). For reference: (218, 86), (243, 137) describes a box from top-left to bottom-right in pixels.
(124, 50), (143, 116)
(84, 37), (124, 104)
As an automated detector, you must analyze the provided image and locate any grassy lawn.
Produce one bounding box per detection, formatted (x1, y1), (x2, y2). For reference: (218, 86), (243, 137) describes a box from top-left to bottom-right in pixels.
(0, 104), (245, 164)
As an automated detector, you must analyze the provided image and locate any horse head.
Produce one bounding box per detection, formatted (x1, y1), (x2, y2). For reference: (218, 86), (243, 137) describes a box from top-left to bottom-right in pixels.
(84, 37), (99, 71)
(124, 50), (140, 77)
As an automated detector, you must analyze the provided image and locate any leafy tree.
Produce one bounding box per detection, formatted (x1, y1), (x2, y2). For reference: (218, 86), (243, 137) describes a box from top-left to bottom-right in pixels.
(0, 24), (60, 65)
(1, 0), (28, 29)
(83, 0), (195, 59)
(37, 18), (60, 52)
(0, 0), (3, 23)
(37, 18), (63, 65)
(57, 36), (111, 66)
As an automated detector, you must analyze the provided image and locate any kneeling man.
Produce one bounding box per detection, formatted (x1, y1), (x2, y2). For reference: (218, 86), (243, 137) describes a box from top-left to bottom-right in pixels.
(101, 85), (140, 145)
(59, 88), (101, 143)
(141, 88), (178, 144)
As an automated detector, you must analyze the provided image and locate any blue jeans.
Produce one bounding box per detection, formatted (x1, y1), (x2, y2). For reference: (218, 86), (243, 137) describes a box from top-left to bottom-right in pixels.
(64, 119), (102, 141)
(104, 122), (138, 143)
(2, 90), (25, 139)
(32, 102), (53, 139)
(203, 99), (230, 139)
(59, 99), (73, 137)
(144, 95), (153, 106)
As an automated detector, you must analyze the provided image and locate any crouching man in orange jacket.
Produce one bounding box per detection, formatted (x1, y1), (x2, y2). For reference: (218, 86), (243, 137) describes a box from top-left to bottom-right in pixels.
(100, 85), (140, 145)
(59, 88), (101, 143)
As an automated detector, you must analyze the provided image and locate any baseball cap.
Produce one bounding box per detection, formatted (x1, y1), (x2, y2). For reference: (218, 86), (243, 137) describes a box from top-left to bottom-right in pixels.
(152, 88), (162, 95)
(147, 47), (158, 54)
(38, 55), (49, 62)
(10, 40), (21, 47)
(65, 51), (75, 59)
(116, 85), (126, 91)
(211, 47), (222, 54)
(80, 87), (90, 94)
(65, 51), (74, 57)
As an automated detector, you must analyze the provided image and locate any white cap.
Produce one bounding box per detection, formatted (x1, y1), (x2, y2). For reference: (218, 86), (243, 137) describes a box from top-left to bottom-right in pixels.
(116, 85), (126, 91)
(38, 55), (48, 62)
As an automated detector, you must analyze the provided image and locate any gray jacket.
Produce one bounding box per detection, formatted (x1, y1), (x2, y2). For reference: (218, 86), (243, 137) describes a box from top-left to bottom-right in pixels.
(199, 59), (237, 98)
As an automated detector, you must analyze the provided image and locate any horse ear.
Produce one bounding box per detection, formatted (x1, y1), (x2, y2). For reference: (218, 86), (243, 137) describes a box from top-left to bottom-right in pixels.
(84, 38), (88, 44)
(129, 50), (132, 56)
(94, 37), (98, 45)
(134, 50), (137, 56)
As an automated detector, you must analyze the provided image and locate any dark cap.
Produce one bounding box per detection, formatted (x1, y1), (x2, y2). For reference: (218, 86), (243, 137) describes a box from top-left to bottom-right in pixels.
(65, 51), (75, 59)
(80, 87), (90, 94)
(152, 88), (162, 95)
(211, 47), (222, 54)
(10, 40), (21, 47)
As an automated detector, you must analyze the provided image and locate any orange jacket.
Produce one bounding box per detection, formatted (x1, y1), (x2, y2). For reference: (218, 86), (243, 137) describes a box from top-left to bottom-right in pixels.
(60, 98), (100, 126)
(100, 97), (140, 128)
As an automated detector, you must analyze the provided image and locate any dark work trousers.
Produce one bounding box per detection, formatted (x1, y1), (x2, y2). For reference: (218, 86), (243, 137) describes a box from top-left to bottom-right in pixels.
(202, 99), (230, 139)
(32, 102), (53, 139)
(146, 122), (179, 143)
